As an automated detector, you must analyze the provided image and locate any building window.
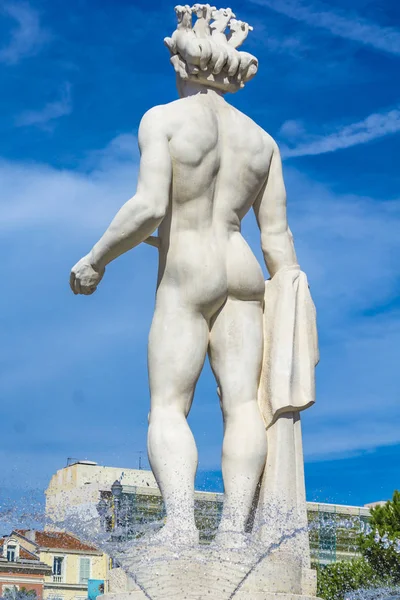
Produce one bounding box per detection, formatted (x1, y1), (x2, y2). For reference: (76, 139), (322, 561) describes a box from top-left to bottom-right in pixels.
(53, 556), (64, 582)
(79, 557), (91, 585)
(6, 544), (17, 562)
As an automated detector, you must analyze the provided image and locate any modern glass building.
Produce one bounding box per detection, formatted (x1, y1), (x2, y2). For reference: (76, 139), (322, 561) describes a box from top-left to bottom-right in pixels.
(99, 485), (371, 567)
(307, 501), (370, 566)
(46, 462), (371, 568)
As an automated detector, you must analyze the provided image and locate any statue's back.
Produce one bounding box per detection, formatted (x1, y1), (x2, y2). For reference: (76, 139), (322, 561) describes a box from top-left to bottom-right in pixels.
(163, 94), (274, 230)
(156, 92), (273, 311)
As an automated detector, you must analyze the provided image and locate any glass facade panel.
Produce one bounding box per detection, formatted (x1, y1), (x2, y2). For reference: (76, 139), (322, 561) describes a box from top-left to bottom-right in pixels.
(101, 490), (370, 565)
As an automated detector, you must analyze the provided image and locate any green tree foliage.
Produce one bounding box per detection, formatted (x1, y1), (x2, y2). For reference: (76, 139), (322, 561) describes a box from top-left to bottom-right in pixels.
(318, 490), (400, 600)
(317, 558), (380, 600)
(369, 491), (400, 535)
(3, 588), (37, 600)
(360, 490), (400, 584)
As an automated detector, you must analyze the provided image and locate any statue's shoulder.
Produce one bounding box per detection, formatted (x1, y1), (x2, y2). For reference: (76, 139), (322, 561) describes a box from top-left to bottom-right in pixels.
(230, 106), (277, 154)
(139, 104), (170, 127)
(245, 116), (276, 149)
(139, 101), (185, 138)
(225, 102), (275, 141)
(261, 130), (279, 153)
(138, 103), (177, 143)
(249, 119), (279, 155)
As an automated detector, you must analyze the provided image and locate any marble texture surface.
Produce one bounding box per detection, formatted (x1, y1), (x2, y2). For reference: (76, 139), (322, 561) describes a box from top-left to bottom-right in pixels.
(70, 4), (320, 599)
(105, 545), (321, 600)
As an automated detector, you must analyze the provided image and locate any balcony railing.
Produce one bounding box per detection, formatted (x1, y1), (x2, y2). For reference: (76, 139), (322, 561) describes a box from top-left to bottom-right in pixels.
(52, 575), (63, 583)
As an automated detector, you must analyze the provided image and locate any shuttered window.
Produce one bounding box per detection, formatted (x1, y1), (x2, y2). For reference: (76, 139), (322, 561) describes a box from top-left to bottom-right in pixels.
(79, 557), (91, 584)
(53, 556), (64, 575)
(6, 545), (16, 562)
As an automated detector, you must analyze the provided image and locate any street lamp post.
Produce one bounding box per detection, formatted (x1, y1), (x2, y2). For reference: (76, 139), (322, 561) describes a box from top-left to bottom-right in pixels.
(96, 497), (108, 531)
(111, 479), (123, 537)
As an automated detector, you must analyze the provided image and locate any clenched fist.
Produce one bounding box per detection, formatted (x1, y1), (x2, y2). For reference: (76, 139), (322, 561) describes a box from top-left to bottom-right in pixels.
(70, 255), (105, 295)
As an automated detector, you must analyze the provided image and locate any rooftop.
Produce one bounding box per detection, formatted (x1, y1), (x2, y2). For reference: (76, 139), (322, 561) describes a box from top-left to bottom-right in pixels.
(14, 530), (100, 553)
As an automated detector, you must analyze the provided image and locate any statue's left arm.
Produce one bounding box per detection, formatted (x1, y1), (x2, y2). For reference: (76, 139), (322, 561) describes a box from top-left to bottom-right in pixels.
(253, 141), (298, 278)
(70, 107), (172, 295)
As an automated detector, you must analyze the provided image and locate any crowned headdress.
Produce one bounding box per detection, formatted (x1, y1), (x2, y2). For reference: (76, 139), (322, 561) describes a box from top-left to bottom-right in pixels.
(164, 4), (258, 93)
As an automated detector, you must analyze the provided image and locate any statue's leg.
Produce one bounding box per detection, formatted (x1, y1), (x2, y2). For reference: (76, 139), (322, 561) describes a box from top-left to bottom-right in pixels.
(147, 291), (209, 539)
(209, 297), (267, 541)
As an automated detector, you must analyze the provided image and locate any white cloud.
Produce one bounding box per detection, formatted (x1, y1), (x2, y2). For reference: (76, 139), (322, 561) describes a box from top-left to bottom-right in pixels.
(0, 132), (153, 389)
(0, 132), (139, 232)
(243, 166), (400, 459)
(15, 82), (73, 129)
(305, 423), (400, 462)
(288, 170), (400, 459)
(249, 0), (400, 56)
(243, 166), (400, 323)
(302, 311), (400, 460)
(279, 106), (400, 157)
(0, 2), (49, 65)
(283, 168), (400, 318)
(279, 119), (307, 140)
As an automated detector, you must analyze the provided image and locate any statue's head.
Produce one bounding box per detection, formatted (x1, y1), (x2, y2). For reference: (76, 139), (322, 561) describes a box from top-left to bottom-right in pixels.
(175, 4), (192, 24)
(191, 4), (217, 21)
(192, 3), (206, 18)
(210, 7), (236, 27)
(164, 4), (258, 94)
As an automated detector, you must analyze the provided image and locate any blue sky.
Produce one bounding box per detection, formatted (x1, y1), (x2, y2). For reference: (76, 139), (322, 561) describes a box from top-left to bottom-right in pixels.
(0, 0), (400, 525)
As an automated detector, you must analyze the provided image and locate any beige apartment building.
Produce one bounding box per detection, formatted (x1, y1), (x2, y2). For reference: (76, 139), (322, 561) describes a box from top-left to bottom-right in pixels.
(45, 460), (156, 527)
(3, 530), (107, 600)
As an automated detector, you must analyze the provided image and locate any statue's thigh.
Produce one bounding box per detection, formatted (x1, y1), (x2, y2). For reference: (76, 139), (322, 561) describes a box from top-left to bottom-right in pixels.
(208, 297), (263, 407)
(148, 301), (209, 406)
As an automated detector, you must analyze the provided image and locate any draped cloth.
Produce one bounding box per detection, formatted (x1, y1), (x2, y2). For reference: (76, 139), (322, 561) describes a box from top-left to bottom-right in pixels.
(258, 266), (319, 430)
(253, 266), (319, 569)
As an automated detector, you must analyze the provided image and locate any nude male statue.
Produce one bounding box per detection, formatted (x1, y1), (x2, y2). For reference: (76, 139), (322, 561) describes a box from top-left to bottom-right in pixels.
(70, 5), (298, 546)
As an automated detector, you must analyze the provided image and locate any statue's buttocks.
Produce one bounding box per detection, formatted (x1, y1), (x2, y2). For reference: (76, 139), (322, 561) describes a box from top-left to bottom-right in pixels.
(226, 232), (265, 302)
(158, 227), (265, 316)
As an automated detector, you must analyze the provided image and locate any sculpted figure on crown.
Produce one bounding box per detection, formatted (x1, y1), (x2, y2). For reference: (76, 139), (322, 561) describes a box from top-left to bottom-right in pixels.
(164, 4), (258, 92)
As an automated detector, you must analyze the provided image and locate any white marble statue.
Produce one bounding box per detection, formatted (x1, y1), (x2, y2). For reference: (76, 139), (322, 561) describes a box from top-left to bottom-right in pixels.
(70, 7), (319, 590)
